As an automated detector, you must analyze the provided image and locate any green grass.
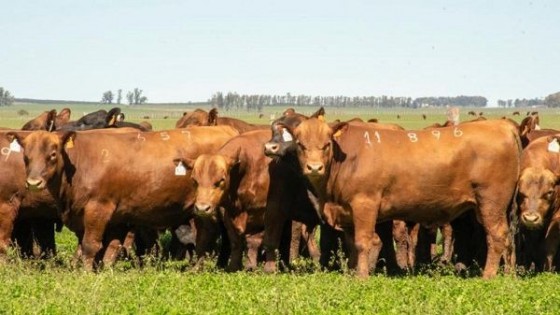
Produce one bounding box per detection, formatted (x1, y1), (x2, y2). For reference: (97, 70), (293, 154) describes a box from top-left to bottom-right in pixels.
(2, 103), (560, 314)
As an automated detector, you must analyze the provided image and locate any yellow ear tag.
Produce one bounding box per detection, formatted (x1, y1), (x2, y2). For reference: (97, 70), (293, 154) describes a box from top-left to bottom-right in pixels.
(318, 115), (325, 122)
(65, 138), (74, 149)
(333, 130), (342, 138)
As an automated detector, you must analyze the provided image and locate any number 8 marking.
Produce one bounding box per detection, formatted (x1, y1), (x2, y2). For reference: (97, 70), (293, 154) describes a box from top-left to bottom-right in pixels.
(408, 132), (418, 143)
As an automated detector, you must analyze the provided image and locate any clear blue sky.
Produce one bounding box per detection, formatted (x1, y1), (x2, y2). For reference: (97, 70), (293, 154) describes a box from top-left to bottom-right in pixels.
(2, 0), (559, 106)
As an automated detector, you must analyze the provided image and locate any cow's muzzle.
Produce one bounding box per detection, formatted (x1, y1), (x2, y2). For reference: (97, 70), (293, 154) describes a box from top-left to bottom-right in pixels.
(305, 163), (324, 175)
(264, 142), (280, 156)
(194, 203), (214, 216)
(26, 177), (45, 191)
(520, 211), (543, 229)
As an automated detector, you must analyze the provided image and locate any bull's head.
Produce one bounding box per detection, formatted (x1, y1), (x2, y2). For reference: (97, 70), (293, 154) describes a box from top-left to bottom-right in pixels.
(175, 154), (238, 217)
(8, 131), (75, 191)
(278, 117), (348, 177)
(517, 167), (559, 230)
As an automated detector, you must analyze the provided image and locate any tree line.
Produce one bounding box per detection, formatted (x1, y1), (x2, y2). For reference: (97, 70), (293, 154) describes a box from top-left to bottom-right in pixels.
(497, 98), (545, 108)
(0, 87), (15, 106)
(208, 92), (491, 111)
(101, 88), (147, 105)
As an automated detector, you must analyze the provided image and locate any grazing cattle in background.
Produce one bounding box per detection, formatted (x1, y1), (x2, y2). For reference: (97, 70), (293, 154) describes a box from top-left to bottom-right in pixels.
(176, 108), (267, 133)
(397, 115), (401, 119)
(21, 108), (72, 131)
(532, 111), (539, 116)
(58, 107), (123, 131)
(468, 111), (477, 116)
(478, 112), (484, 116)
(513, 111), (520, 116)
(422, 114), (426, 120)
(143, 116), (150, 120)
(10, 126), (238, 270)
(279, 117), (520, 278)
(516, 135), (560, 271)
(519, 114), (559, 148)
(367, 118), (378, 123)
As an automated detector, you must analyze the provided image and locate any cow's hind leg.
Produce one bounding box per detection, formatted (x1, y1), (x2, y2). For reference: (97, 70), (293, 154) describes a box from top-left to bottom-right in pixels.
(476, 198), (510, 279)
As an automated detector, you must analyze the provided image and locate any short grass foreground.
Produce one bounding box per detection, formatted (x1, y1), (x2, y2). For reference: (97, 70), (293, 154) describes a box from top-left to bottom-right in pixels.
(0, 263), (559, 314)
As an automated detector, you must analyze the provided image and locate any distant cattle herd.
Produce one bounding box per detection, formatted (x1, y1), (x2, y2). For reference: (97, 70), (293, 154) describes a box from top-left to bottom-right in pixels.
(1, 107), (559, 278)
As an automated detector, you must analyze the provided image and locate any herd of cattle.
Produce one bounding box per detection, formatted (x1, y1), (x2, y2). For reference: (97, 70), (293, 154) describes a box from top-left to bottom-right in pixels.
(1, 106), (559, 278)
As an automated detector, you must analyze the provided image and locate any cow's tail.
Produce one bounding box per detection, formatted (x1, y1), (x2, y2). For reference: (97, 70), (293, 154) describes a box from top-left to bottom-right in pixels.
(506, 128), (522, 273)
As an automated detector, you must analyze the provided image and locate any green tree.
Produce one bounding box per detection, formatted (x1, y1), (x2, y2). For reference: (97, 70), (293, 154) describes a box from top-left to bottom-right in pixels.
(126, 91), (134, 105)
(101, 90), (114, 104)
(117, 89), (122, 104)
(545, 92), (560, 108)
(0, 87), (15, 106)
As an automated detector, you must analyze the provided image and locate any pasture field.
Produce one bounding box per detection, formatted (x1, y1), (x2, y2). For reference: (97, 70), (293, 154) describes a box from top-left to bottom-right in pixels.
(1, 103), (560, 314)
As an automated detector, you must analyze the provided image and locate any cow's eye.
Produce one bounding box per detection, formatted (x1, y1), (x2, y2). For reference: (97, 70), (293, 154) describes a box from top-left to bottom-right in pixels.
(322, 143), (330, 151)
(297, 141), (306, 150)
(49, 151), (57, 161)
(192, 179), (198, 187)
(545, 190), (554, 199)
(214, 178), (225, 188)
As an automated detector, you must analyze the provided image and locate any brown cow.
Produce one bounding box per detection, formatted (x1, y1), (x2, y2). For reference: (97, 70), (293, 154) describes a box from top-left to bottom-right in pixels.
(516, 135), (560, 271)
(176, 108), (267, 133)
(10, 126), (238, 270)
(279, 117), (520, 278)
(183, 129), (319, 271)
(21, 108), (72, 131)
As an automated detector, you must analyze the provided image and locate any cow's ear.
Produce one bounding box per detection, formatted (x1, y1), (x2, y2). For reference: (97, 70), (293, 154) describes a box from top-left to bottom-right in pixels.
(331, 122), (349, 139)
(283, 108), (296, 117)
(224, 156), (240, 170)
(57, 108), (72, 125)
(6, 131), (25, 148)
(208, 108), (218, 126)
(106, 107), (122, 126)
(61, 131), (76, 150)
(310, 107), (325, 119)
(173, 158), (196, 170)
(46, 110), (57, 132)
(274, 122), (295, 142)
(116, 113), (125, 122)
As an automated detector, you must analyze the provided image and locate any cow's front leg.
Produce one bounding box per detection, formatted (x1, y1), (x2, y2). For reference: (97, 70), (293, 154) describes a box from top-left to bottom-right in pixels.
(82, 200), (114, 271)
(351, 195), (379, 278)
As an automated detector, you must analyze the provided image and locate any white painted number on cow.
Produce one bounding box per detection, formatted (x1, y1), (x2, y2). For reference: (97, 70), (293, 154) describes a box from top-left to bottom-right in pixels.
(374, 131), (381, 143)
(101, 149), (110, 163)
(431, 130), (441, 140)
(364, 131), (371, 146)
(453, 127), (463, 138)
(407, 132), (418, 143)
(160, 132), (170, 141)
(182, 130), (192, 140)
(137, 133), (146, 142)
(1, 147), (11, 161)
(175, 161), (187, 176)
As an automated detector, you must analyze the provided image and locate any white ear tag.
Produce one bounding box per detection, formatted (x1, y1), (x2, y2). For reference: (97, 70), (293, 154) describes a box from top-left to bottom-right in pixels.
(175, 161), (187, 176)
(548, 139), (560, 153)
(282, 128), (293, 142)
(9, 139), (21, 152)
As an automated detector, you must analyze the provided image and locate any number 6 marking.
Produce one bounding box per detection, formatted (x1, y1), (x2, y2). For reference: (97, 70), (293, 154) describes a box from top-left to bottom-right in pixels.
(453, 128), (463, 137)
